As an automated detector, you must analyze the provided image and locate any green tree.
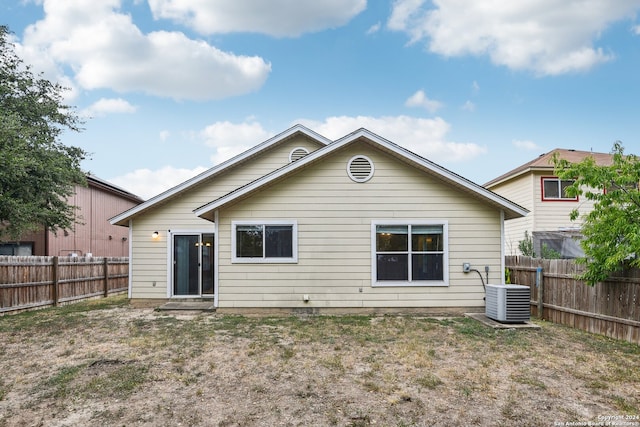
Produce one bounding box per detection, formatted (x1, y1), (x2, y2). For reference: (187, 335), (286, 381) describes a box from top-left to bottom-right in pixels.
(0, 25), (88, 241)
(553, 142), (640, 285)
(518, 230), (535, 257)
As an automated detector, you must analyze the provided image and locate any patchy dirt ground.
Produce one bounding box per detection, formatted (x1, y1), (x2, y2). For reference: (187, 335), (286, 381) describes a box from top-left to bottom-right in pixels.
(0, 296), (639, 427)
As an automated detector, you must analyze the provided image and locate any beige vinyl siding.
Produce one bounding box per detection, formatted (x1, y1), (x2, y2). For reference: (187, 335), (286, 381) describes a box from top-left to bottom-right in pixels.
(533, 172), (593, 231)
(489, 175), (535, 255)
(491, 171), (599, 256)
(216, 141), (502, 309)
(129, 135), (322, 299)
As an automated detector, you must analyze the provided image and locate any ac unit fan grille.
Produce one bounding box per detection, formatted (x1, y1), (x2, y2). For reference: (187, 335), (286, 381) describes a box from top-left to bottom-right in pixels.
(485, 284), (530, 323)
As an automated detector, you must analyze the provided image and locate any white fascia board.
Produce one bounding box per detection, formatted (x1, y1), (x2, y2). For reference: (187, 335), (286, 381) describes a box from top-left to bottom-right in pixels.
(350, 129), (529, 218)
(193, 129), (367, 216)
(195, 128), (528, 219)
(109, 124), (330, 226)
(194, 137), (339, 216)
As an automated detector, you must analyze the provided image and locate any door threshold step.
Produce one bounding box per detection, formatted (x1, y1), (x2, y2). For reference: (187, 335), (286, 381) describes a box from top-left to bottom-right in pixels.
(157, 301), (216, 312)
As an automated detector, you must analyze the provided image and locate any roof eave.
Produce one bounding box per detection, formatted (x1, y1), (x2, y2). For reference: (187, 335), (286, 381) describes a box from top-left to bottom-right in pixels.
(195, 128), (529, 221)
(109, 124), (330, 226)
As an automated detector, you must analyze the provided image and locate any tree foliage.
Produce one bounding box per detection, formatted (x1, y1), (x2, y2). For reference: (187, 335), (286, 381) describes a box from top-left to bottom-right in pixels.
(553, 142), (640, 285)
(0, 25), (88, 241)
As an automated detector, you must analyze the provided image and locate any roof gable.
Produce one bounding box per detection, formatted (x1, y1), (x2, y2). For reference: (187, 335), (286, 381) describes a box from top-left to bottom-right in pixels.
(194, 128), (528, 221)
(110, 124), (330, 226)
(485, 148), (614, 188)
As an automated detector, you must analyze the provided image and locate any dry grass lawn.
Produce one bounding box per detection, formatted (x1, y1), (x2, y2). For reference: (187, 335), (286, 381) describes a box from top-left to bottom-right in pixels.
(0, 295), (639, 427)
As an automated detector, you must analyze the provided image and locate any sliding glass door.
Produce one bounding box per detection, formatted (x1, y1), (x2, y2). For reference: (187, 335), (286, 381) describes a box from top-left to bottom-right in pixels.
(201, 233), (214, 295)
(172, 233), (214, 297)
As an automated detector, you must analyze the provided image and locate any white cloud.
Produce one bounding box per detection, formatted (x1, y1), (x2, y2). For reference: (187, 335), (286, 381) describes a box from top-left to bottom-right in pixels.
(512, 139), (541, 151)
(148, 0), (366, 37)
(366, 22), (382, 35)
(388, 0), (425, 36)
(159, 130), (170, 142)
(405, 90), (443, 113)
(81, 98), (137, 118)
(18, 0), (271, 100)
(110, 165), (209, 200)
(461, 100), (475, 112)
(200, 120), (273, 166)
(388, 0), (640, 75)
(298, 115), (487, 163)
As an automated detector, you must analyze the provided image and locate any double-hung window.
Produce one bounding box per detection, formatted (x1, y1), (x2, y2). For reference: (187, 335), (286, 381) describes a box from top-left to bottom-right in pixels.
(232, 221), (297, 263)
(372, 221), (448, 286)
(542, 177), (577, 201)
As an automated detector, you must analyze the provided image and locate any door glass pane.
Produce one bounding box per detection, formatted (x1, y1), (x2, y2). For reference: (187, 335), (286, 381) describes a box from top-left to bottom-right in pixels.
(202, 233), (214, 295)
(265, 225), (292, 257)
(173, 235), (199, 295)
(376, 254), (408, 281)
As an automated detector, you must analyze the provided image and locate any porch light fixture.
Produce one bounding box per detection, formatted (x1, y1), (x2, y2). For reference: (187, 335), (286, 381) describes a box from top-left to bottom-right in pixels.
(152, 231), (159, 239)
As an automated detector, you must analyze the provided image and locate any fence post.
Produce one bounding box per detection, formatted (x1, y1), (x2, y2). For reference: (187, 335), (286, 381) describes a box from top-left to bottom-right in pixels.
(536, 266), (544, 319)
(52, 256), (59, 307)
(103, 258), (109, 298)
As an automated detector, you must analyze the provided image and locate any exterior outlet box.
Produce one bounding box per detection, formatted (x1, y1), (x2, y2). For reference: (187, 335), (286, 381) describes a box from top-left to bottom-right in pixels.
(485, 284), (530, 323)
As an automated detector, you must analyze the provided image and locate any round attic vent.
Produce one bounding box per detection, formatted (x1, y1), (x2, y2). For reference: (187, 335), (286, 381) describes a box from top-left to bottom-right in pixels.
(289, 147), (309, 162)
(347, 155), (374, 182)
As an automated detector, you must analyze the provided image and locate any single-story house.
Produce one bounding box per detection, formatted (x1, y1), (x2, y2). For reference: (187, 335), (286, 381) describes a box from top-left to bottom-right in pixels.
(110, 125), (527, 314)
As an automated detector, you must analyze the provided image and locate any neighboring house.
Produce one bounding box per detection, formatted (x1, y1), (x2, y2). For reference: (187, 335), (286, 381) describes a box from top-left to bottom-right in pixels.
(484, 148), (613, 257)
(0, 175), (143, 257)
(110, 125), (527, 313)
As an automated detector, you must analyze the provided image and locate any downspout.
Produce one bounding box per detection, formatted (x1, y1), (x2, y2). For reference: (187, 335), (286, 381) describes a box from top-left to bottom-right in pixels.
(44, 226), (49, 256)
(128, 219), (132, 299)
(214, 210), (219, 308)
(500, 210), (505, 285)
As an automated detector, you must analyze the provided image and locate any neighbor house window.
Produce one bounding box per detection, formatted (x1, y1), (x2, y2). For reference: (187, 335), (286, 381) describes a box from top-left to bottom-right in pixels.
(541, 177), (577, 201)
(605, 180), (639, 194)
(232, 221), (297, 263)
(372, 221), (448, 286)
(0, 242), (33, 256)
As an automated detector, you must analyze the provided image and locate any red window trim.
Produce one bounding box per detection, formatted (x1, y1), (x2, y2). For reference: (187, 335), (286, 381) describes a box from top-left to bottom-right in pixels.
(540, 176), (579, 202)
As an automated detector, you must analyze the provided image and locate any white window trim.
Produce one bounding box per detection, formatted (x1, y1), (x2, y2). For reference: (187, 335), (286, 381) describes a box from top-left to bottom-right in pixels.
(166, 228), (217, 299)
(232, 220), (298, 264)
(371, 220), (449, 287)
(541, 177), (578, 201)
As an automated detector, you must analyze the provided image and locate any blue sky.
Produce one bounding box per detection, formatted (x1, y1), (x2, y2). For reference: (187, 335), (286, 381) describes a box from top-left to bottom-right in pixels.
(4, 1), (640, 199)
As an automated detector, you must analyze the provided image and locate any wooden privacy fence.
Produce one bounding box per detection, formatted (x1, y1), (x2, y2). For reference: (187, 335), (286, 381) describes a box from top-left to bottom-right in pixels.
(505, 256), (640, 345)
(0, 256), (129, 314)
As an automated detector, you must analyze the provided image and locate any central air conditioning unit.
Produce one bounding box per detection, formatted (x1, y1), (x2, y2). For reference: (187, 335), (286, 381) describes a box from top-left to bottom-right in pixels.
(485, 284), (530, 323)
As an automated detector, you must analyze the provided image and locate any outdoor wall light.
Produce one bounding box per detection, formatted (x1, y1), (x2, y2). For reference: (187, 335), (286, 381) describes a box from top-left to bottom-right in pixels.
(152, 231), (159, 239)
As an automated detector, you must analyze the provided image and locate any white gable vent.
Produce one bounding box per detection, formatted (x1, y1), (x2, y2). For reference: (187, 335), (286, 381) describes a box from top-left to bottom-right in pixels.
(347, 155), (374, 182)
(289, 147), (309, 162)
